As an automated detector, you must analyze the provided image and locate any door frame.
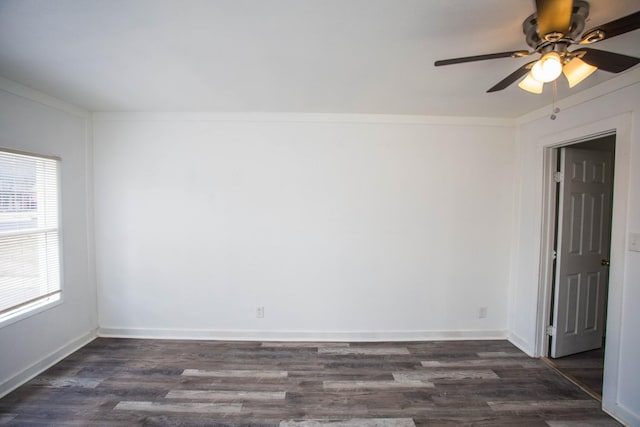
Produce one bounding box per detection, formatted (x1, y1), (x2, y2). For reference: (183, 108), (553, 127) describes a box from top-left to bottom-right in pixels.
(535, 114), (631, 421)
(537, 133), (615, 357)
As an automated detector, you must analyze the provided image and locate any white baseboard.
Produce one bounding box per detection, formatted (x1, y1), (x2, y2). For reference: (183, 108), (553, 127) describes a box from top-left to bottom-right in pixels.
(0, 330), (97, 399)
(603, 400), (639, 427)
(98, 327), (508, 342)
(507, 332), (534, 357)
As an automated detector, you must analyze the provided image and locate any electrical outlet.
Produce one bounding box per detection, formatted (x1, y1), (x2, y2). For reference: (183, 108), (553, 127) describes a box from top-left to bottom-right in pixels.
(256, 306), (264, 318)
(479, 307), (488, 319)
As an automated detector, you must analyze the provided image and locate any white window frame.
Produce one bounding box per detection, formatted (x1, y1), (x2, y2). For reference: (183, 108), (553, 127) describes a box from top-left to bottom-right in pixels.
(0, 148), (62, 327)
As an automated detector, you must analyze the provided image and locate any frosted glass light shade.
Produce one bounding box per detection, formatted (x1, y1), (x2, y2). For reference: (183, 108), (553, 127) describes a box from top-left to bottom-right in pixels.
(563, 57), (597, 87)
(518, 72), (544, 94)
(531, 52), (563, 83)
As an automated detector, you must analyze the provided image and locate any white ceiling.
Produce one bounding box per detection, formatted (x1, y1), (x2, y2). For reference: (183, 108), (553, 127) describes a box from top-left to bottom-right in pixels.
(0, 0), (639, 117)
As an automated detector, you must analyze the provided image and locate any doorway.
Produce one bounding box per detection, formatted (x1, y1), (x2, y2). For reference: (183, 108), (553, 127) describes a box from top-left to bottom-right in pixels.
(544, 134), (616, 400)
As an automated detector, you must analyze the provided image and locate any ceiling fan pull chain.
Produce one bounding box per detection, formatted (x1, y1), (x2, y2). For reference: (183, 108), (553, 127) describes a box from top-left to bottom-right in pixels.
(550, 80), (560, 120)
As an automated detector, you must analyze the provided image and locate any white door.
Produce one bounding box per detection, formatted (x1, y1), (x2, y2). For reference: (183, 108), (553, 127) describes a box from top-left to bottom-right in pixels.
(551, 147), (613, 358)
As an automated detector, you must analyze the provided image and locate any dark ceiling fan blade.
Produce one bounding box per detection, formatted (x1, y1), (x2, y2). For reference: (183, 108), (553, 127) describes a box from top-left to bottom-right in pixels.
(535, 0), (573, 37)
(576, 48), (640, 73)
(580, 10), (640, 43)
(434, 50), (529, 66)
(487, 61), (536, 93)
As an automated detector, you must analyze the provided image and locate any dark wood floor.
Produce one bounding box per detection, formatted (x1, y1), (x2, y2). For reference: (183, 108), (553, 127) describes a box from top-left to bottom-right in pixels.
(550, 347), (605, 397)
(0, 338), (621, 426)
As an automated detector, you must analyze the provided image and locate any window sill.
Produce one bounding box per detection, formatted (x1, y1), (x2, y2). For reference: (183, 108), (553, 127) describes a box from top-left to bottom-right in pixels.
(0, 294), (63, 329)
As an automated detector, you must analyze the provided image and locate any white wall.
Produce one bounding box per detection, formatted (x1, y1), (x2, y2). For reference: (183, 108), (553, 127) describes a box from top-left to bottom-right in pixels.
(93, 114), (515, 341)
(0, 79), (96, 397)
(510, 73), (640, 425)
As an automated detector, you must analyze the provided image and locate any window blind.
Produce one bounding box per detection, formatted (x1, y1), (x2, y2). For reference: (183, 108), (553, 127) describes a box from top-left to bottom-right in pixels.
(0, 149), (60, 321)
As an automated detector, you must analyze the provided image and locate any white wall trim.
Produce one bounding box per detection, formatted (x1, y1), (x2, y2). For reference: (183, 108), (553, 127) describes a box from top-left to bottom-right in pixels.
(0, 76), (89, 119)
(0, 330), (97, 399)
(603, 403), (638, 427)
(98, 327), (508, 342)
(507, 332), (534, 357)
(92, 111), (515, 127)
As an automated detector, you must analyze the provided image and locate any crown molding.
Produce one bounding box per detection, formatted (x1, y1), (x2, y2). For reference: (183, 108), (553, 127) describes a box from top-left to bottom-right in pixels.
(92, 111), (514, 128)
(0, 76), (89, 119)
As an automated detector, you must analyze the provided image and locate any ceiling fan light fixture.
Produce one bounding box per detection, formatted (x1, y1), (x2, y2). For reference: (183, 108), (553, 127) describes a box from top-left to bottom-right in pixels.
(518, 72), (544, 94)
(433, 4), (640, 94)
(563, 57), (597, 87)
(531, 52), (563, 83)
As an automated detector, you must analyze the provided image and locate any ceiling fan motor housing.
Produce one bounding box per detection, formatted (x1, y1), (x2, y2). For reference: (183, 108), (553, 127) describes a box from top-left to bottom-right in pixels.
(524, 0), (590, 50)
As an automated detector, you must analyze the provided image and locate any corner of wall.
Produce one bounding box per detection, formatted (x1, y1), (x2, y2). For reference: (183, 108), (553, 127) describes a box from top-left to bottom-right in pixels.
(85, 114), (98, 331)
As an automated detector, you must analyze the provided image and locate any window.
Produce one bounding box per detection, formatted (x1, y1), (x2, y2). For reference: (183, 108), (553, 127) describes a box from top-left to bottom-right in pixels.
(0, 149), (60, 324)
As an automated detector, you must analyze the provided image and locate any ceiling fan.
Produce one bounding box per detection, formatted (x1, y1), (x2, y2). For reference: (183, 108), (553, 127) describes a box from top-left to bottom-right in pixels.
(434, 0), (640, 94)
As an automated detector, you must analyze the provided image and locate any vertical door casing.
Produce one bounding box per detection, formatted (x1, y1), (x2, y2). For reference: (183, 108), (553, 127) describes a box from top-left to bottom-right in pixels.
(551, 147), (613, 358)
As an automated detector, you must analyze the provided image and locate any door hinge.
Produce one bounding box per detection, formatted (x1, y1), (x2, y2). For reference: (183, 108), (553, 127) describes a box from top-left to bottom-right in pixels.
(552, 250), (557, 260)
(545, 325), (556, 336)
(554, 172), (563, 183)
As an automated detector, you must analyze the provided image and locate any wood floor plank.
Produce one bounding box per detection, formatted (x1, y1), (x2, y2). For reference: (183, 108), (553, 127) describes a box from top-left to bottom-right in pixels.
(280, 418), (416, 427)
(487, 400), (601, 411)
(26, 377), (103, 388)
(166, 390), (287, 400)
(545, 420), (621, 427)
(420, 359), (538, 368)
(262, 342), (350, 348)
(393, 370), (499, 381)
(318, 347), (410, 355)
(0, 414), (17, 423)
(476, 351), (522, 358)
(323, 380), (435, 390)
(114, 400), (242, 414)
(182, 368), (288, 378)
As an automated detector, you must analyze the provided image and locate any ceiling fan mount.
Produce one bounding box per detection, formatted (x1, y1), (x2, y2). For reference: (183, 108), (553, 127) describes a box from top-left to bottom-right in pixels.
(522, 0), (589, 48)
(434, 0), (640, 93)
